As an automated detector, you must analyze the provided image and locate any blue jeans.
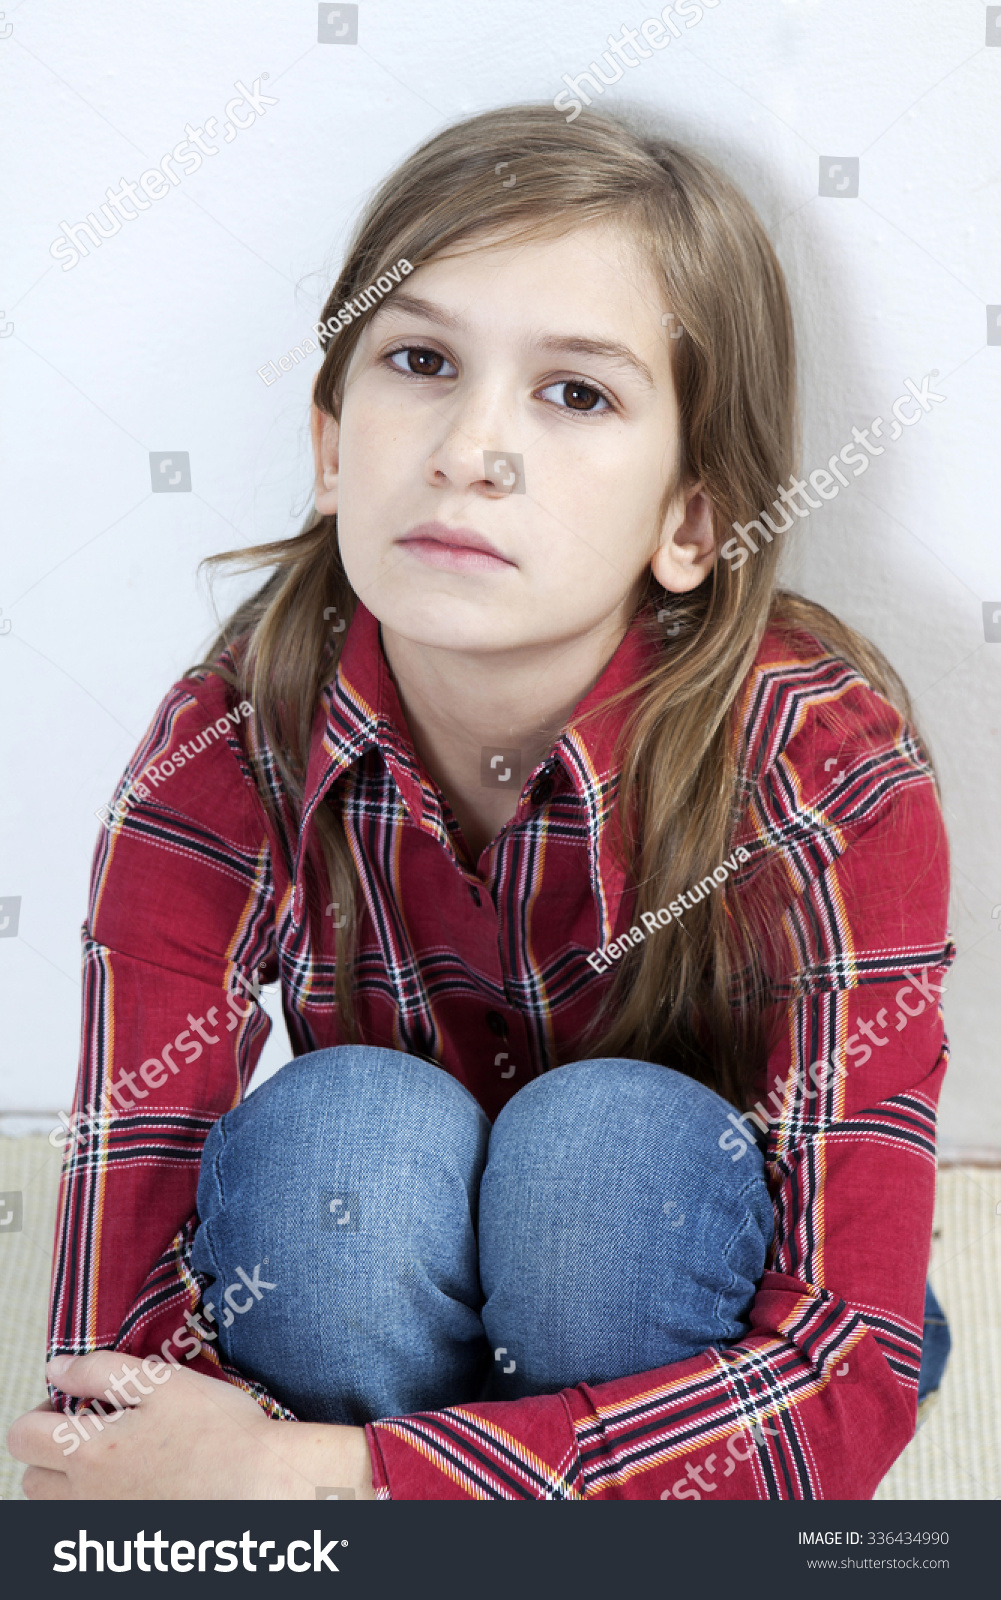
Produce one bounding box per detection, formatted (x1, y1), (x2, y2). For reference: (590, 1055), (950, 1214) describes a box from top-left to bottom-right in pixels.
(191, 1046), (947, 1424)
(191, 1046), (774, 1425)
(920, 1282), (951, 1405)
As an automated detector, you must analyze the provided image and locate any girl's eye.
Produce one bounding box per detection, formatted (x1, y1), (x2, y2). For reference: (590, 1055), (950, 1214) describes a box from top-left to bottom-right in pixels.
(538, 380), (611, 414)
(387, 346), (457, 378)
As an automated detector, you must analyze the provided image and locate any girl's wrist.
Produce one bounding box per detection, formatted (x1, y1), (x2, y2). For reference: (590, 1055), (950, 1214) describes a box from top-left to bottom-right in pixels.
(266, 1419), (376, 1500)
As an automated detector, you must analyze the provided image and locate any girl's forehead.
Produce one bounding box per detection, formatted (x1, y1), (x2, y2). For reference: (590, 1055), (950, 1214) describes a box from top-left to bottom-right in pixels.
(420, 215), (654, 276)
(400, 221), (668, 326)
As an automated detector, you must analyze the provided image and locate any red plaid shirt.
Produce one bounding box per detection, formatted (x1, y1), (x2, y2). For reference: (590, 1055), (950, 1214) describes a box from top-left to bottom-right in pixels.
(50, 601), (954, 1499)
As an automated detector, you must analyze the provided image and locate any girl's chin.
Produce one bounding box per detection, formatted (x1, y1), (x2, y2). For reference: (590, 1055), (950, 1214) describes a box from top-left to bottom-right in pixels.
(375, 600), (534, 655)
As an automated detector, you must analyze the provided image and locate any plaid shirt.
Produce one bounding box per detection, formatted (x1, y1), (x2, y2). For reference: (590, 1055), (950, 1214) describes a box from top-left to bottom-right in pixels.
(50, 601), (954, 1499)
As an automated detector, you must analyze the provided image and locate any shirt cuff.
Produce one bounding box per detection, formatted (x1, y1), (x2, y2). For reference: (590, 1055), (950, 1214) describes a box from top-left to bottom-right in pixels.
(364, 1421), (392, 1498)
(365, 1391), (580, 1500)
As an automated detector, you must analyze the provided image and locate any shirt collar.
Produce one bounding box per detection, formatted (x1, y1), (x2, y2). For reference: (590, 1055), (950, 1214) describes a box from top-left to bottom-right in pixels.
(293, 600), (660, 894)
(552, 612), (658, 797)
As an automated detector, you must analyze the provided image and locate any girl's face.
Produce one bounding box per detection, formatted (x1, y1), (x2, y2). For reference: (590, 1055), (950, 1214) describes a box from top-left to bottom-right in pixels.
(314, 219), (715, 656)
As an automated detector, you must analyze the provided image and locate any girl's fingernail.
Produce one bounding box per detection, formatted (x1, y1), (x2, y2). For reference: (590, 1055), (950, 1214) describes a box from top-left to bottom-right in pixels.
(46, 1354), (74, 1377)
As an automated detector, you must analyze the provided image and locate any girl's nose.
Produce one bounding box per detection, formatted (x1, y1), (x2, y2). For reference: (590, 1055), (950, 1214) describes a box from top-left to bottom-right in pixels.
(425, 392), (521, 495)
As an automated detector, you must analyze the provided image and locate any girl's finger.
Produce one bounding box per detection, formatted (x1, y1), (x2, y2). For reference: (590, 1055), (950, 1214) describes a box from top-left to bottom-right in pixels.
(46, 1349), (148, 1401)
(8, 1404), (91, 1470)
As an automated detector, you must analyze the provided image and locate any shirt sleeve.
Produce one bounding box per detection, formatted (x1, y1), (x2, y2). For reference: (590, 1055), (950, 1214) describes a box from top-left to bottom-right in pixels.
(47, 673), (296, 1417)
(364, 671), (954, 1499)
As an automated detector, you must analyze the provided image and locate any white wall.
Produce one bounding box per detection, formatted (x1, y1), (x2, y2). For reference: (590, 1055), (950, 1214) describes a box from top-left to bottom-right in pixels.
(1, 0), (998, 1155)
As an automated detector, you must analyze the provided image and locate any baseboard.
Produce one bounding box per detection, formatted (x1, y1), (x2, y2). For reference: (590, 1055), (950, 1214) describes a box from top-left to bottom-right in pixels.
(938, 1147), (1001, 1167)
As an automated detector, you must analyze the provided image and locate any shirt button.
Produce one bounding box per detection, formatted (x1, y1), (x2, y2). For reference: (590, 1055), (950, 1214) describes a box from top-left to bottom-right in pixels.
(485, 1010), (508, 1038)
(530, 775), (555, 806)
(468, 884), (482, 907)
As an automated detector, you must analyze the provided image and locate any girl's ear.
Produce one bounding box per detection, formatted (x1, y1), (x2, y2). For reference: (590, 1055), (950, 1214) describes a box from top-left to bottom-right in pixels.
(650, 481), (716, 594)
(311, 403), (340, 516)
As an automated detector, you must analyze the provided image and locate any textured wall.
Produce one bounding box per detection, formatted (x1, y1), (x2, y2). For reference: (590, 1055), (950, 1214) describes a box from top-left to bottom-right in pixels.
(1, 0), (998, 1154)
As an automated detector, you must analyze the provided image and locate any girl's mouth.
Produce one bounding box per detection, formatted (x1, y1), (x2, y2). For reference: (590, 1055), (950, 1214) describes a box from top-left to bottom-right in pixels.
(397, 521), (517, 573)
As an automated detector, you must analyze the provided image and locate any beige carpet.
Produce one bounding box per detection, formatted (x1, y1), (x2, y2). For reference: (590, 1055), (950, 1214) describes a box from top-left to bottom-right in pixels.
(1, 1134), (62, 1501)
(0, 1136), (997, 1500)
(875, 1165), (1000, 1500)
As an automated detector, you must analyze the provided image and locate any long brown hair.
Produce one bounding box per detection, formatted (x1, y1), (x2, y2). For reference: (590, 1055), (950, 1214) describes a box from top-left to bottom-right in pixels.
(194, 104), (915, 1108)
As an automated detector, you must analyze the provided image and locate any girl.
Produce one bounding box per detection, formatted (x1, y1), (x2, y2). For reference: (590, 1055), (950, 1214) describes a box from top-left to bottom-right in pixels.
(13, 104), (952, 1501)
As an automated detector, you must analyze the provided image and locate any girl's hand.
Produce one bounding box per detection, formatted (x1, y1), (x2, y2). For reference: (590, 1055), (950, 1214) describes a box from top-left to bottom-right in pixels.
(7, 1351), (376, 1501)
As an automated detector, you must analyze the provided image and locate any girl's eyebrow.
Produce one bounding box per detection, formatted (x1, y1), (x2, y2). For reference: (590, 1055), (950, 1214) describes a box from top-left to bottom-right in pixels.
(377, 292), (455, 326)
(534, 334), (655, 389)
(376, 293), (656, 388)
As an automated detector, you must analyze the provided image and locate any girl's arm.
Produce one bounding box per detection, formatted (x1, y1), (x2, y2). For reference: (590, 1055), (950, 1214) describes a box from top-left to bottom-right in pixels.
(21, 667), (377, 1498)
(362, 670), (954, 1499)
(48, 673), (288, 1417)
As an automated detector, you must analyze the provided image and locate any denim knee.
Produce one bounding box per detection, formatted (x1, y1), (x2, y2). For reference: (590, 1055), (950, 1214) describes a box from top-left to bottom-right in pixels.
(192, 1045), (492, 1423)
(478, 1058), (774, 1397)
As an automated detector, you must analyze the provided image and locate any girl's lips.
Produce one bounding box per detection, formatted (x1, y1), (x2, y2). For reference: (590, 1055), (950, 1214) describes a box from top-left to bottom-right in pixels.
(397, 522), (516, 573)
(399, 539), (516, 573)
